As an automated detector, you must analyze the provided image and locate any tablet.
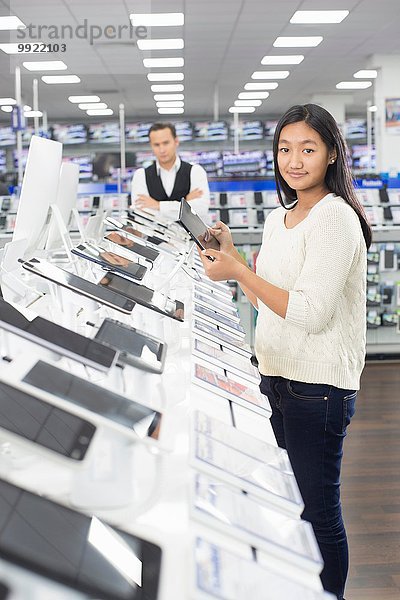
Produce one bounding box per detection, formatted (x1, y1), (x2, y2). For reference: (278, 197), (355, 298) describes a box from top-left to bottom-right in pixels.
(21, 258), (135, 314)
(104, 231), (159, 263)
(98, 272), (185, 322)
(178, 199), (220, 251)
(0, 477), (161, 600)
(71, 242), (147, 282)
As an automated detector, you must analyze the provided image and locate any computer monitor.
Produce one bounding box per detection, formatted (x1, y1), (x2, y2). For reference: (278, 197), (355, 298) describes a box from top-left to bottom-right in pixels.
(12, 136), (62, 255)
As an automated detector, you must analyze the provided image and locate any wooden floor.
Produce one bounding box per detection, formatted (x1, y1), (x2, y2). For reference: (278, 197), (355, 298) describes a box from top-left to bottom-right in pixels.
(342, 362), (400, 599)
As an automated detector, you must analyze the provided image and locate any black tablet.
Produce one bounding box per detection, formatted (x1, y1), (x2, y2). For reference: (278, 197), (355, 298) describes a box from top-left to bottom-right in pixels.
(178, 198), (220, 251)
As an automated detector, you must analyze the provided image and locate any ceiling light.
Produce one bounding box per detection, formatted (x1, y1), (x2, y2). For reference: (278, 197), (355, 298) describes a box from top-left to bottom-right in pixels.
(147, 73), (184, 82)
(368, 105), (378, 112)
(78, 103), (108, 110)
(158, 108), (185, 114)
(23, 61), (68, 71)
(261, 55), (304, 65)
(24, 110), (43, 117)
(0, 97), (16, 105)
(244, 82), (278, 90)
(153, 94), (184, 101)
(354, 70), (378, 78)
(69, 95), (100, 103)
(86, 109), (114, 116)
(336, 81), (372, 89)
(130, 13), (184, 27)
(156, 101), (184, 108)
(251, 71), (289, 79)
(143, 58), (184, 68)
(229, 107), (256, 113)
(151, 84), (184, 92)
(238, 92), (269, 100)
(273, 37), (323, 48)
(138, 39), (184, 50)
(23, 105), (32, 111)
(0, 16), (26, 30)
(290, 10), (349, 24)
(1, 106), (13, 113)
(234, 100), (262, 107)
(42, 75), (80, 84)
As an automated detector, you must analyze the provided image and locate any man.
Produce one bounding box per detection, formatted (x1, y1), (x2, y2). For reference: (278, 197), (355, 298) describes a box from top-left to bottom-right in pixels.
(131, 122), (210, 221)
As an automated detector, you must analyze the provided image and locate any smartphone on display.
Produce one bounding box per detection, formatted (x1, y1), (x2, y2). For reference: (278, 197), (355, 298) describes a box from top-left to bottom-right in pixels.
(104, 231), (160, 263)
(193, 304), (244, 335)
(22, 360), (163, 444)
(193, 319), (251, 357)
(94, 319), (167, 374)
(0, 299), (117, 372)
(98, 272), (185, 322)
(194, 291), (238, 317)
(0, 477), (162, 600)
(192, 338), (259, 384)
(0, 380), (96, 460)
(105, 216), (182, 255)
(20, 258), (136, 315)
(71, 243), (147, 282)
(178, 199), (220, 253)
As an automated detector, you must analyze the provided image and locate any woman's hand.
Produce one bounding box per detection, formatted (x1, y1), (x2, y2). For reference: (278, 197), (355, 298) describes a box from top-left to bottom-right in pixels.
(198, 247), (245, 282)
(207, 221), (235, 254)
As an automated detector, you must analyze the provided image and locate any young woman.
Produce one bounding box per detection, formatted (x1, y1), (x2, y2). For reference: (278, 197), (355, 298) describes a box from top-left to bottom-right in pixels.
(199, 103), (371, 600)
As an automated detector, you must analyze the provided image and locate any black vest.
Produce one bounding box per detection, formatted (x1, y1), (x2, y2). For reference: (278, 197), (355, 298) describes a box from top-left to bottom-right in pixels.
(145, 160), (192, 202)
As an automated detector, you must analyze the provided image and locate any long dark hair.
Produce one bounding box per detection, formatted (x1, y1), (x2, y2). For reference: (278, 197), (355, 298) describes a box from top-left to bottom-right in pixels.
(273, 103), (372, 248)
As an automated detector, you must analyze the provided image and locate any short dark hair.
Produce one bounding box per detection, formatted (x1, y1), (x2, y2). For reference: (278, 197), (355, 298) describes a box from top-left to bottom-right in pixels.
(148, 122), (177, 138)
(273, 103), (372, 248)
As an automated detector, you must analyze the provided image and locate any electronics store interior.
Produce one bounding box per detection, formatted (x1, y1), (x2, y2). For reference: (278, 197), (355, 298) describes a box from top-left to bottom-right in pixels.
(0, 1), (399, 599)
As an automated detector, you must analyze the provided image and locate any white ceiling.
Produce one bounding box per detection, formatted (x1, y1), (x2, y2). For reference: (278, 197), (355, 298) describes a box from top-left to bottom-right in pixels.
(0, 0), (399, 123)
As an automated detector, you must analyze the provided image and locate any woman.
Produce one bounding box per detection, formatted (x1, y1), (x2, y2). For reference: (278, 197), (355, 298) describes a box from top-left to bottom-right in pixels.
(199, 103), (371, 600)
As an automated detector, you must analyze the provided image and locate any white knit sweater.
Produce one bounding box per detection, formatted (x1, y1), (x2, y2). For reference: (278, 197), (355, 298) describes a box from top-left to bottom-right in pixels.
(255, 193), (367, 390)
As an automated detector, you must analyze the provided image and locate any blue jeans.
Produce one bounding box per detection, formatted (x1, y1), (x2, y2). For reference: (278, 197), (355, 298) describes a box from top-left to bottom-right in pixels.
(259, 375), (356, 600)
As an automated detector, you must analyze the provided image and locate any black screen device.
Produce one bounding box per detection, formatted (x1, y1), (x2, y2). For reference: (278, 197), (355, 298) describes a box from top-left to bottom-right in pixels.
(0, 380), (95, 460)
(219, 192), (228, 206)
(379, 186), (390, 203)
(383, 206), (393, 221)
(219, 208), (230, 224)
(98, 272), (185, 322)
(254, 191), (263, 205)
(178, 199), (219, 262)
(95, 319), (167, 373)
(21, 258), (136, 314)
(0, 582), (9, 599)
(0, 299), (117, 372)
(384, 249), (395, 269)
(256, 209), (264, 224)
(92, 195), (100, 208)
(71, 243), (147, 282)
(104, 231), (159, 263)
(0, 477), (162, 599)
(23, 360), (163, 442)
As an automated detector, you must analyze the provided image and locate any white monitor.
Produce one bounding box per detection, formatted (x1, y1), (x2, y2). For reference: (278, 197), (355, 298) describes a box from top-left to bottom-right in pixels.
(12, 136), (62, 255)
(46, 161), (79, 251)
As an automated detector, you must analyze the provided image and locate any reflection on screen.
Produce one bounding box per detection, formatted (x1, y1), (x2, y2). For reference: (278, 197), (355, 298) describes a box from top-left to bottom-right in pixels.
(0, 478), (161, 599)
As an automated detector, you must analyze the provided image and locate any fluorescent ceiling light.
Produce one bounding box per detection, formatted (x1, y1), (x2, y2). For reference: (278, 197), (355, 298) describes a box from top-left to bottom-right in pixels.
(261, 55), (304, 65)
(143, 58), (184, 68)
(23, 105), (32, 111)
(138, 39), (184, 50)
(229, 107), (256, 113)
(42, 75), (80, 84)
(151, 84), (184, 92)
(147, 73), (184, 82)
(273, 37), (323, 48)
(154, 94), (184, 101)
(23, 61), (67, 71)
(234, 100), (262, 107)
(336, 81), (372, 89)
(251, 71), (289, 79)
(290, 10), (349, 24)
(158, 107), (184, 114)
(78, 102), (108, 110)
(368, 105), (377, 112)
(130, 13), (184, 26)
(0, 97), (16, 105)
(156, 101), (184, 108)
(354, 70), (377, 78)
(24, 110), (43, 117)
(238, 92), (269, 100)
(86, 109), (114, 116)
(0, 16), (26, 30)
(1, 106), (13, 113)
(69, 95), (100, 103)
(244, 82), (278, 90)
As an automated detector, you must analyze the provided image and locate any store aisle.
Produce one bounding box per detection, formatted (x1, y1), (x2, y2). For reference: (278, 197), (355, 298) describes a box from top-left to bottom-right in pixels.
(342, 363), (400, 600)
